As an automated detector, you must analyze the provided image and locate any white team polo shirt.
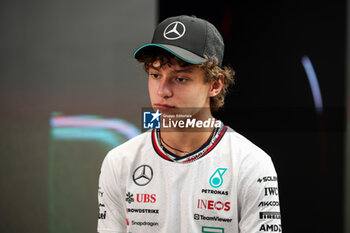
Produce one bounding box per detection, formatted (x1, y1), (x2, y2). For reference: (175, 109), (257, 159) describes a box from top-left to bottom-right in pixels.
(98, 124), (282, 233)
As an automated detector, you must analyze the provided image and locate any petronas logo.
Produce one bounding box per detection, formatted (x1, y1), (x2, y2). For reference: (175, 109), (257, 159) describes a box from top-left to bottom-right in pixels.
(209, 168), (227, 188)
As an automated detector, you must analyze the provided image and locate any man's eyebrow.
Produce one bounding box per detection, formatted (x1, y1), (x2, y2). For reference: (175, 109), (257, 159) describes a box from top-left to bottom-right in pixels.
(148, 66), (194, 73)
(172, 68), (194, 73)
(149, 65), (160, 71)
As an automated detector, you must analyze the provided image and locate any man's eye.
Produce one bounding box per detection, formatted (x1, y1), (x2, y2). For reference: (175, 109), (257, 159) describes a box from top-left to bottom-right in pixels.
(176, 77), (187, 83)
(150, 73), (160, 78)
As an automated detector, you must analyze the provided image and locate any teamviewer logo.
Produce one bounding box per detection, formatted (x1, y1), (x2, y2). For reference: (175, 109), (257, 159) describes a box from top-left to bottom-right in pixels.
(143, 110), (161, 129)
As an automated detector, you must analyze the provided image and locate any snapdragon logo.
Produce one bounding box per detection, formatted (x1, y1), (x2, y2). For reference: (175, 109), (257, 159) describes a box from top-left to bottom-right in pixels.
(132, 220), (159, 227)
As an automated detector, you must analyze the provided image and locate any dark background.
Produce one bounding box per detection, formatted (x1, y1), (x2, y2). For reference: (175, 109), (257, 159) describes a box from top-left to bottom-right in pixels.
(0, 0), (347, 232)
(0, 1), (155, 233)
(160, 0), (345, 232)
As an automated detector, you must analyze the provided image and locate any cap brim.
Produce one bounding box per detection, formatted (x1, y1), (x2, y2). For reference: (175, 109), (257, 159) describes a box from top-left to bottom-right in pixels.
(133, 43), (206, 65)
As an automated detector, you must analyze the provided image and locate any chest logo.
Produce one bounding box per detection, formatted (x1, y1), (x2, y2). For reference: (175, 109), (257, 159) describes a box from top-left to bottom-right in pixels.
(209, 168), (227, 188)
(133, 165), (153, 186)
(202, 226), (224, 233)
(126, 192), (135, 204)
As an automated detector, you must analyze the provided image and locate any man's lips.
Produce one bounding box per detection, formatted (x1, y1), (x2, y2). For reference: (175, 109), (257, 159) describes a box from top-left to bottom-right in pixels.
(154, 104), (175, 110)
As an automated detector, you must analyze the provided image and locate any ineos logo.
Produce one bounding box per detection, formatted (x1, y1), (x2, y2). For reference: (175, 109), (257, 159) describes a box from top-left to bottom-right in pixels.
(163, 21), (186, 40)
(132, 165), (153, 186)
(197, 199), (231, 211)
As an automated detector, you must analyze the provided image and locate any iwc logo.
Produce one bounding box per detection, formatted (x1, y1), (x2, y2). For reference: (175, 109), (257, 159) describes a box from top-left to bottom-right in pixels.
(133, 165), (153, 186)
(163, 21), (186, 40)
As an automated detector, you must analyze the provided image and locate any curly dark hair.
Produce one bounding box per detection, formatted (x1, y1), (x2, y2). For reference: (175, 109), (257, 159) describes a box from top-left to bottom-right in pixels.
(136, 48), (235, 110)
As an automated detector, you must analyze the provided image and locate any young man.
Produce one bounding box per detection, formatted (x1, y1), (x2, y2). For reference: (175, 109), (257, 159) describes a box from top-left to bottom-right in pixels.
(97, 15), (281, 233)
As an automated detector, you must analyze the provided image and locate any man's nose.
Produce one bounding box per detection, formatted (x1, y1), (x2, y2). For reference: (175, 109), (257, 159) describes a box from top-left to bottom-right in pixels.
(157, 78), (172, 98)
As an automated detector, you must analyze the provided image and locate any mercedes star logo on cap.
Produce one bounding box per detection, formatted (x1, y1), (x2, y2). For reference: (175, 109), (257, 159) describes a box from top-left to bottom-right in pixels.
(163, 21), (186, 40)
(132, 165), (153, 186)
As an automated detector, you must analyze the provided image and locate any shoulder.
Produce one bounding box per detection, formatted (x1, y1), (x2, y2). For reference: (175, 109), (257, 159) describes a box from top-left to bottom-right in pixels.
(111, 130), (151, 151)
(104, 130), (152, 164)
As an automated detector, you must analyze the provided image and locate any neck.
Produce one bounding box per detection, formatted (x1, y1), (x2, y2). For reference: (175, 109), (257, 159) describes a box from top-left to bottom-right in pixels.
(159, 110), (216, 157)
(160, 128), (215, 157)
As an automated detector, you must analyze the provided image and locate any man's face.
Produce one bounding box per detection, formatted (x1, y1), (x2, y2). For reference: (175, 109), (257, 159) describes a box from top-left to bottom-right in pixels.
(148, 59), (213, 116)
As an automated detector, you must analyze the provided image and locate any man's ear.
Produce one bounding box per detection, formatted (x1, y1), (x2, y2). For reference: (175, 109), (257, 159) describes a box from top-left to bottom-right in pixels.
(209, 73), (224, 97)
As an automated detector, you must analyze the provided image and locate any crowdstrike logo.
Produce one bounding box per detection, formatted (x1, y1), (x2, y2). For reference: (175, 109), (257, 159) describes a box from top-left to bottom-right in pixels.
(163, 21), (186, 40)
(127, 208), (159, 214)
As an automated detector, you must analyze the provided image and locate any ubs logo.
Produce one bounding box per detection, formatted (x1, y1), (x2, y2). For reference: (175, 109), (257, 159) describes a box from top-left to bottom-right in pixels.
(137, 194), (156, 203)
(126, 192), (156, 203)
(133, 165), (153, 186)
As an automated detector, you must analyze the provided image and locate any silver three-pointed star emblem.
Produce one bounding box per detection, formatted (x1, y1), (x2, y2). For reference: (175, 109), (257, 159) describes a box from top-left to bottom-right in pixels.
(132, 165), (153, 186)
(163, 21), (186, 40)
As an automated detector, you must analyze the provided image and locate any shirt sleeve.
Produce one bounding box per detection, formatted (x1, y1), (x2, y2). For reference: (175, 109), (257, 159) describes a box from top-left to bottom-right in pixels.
(238, 153), (282, 233)
(97, 152), (127, 233)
